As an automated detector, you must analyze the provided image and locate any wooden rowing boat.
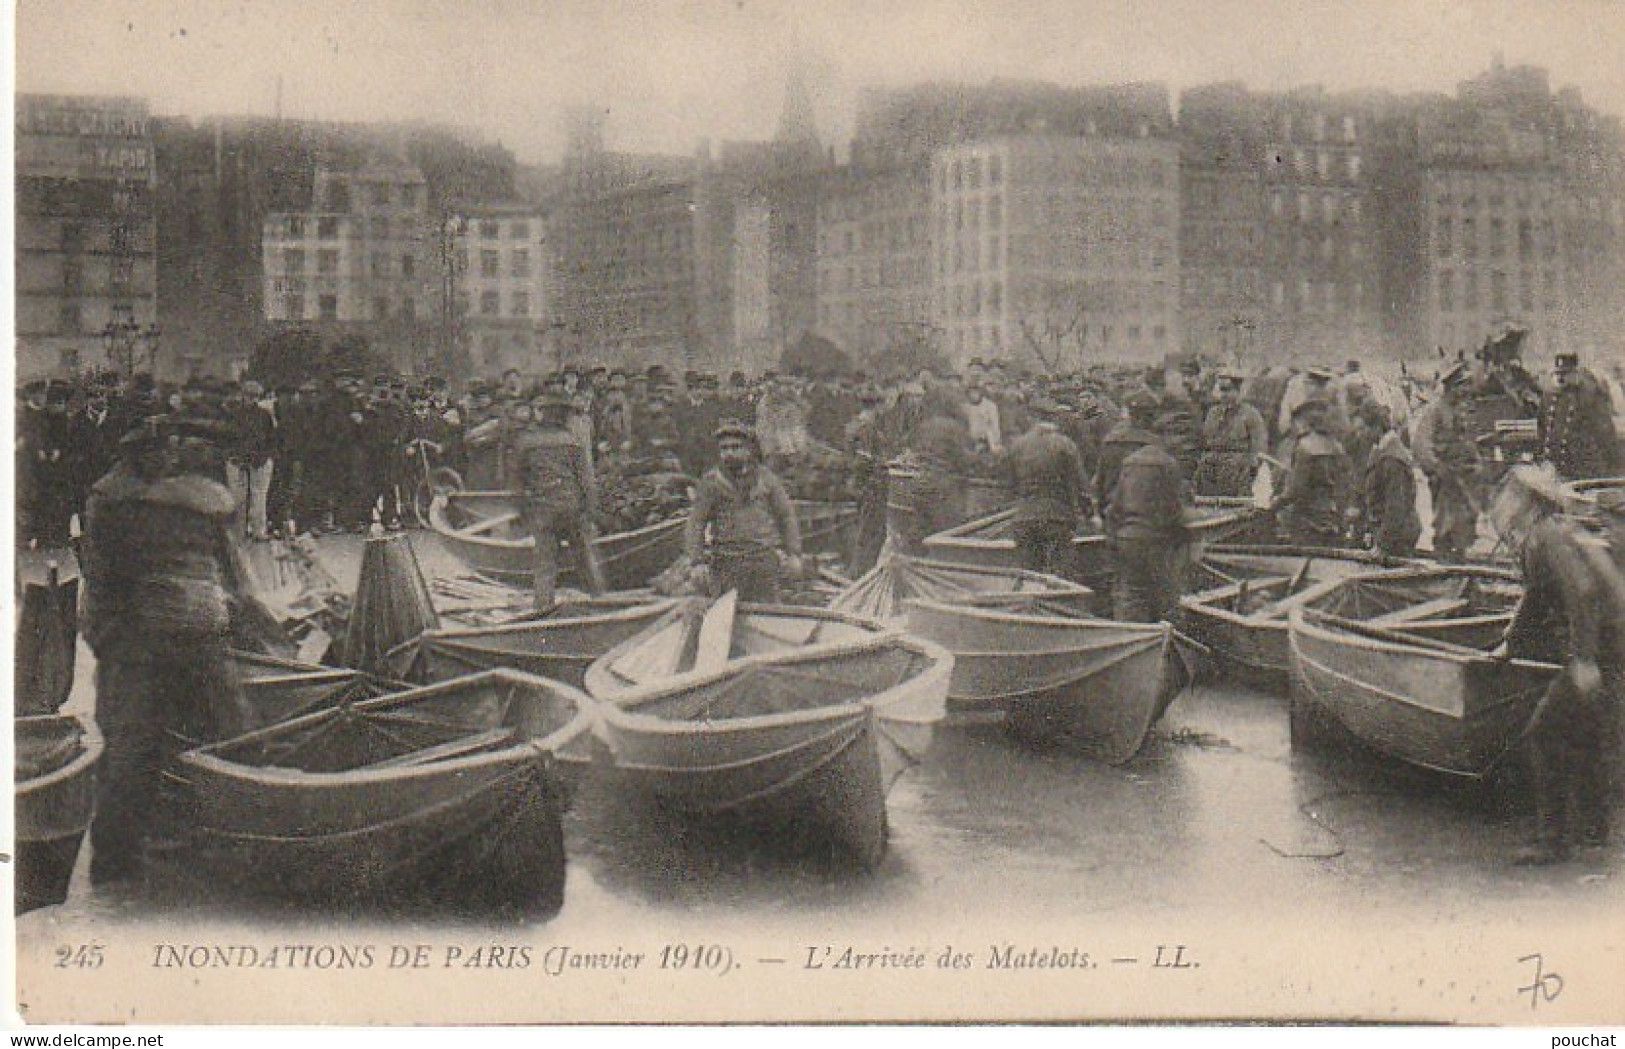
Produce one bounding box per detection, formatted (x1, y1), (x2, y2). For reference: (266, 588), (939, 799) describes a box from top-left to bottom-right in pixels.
(431, 490), (688, 589)
(1288, 606), (1559, 779)
(903, 598), (1190, 764)
(797, 500), (861, 558)
(1179, 548), (1422, 689)
(830, 554), (1093, 624)
(232, 649), (403, 726)
(921, 499), (1264, 590)
(593, 634), (951, 869)
(176, 669), (595, 914)
(584, 598), (889, 699)
(384, 595), (681, 689)
(433, 492), (859, 589)
(16, 714), (102, 914)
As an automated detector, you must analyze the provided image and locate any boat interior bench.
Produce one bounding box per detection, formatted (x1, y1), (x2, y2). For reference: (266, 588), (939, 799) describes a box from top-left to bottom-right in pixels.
(1366, 597), (1470, 626)
(368, 727), (519, 770)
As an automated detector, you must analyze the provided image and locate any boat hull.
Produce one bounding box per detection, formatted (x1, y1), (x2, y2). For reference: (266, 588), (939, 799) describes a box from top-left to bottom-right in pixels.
(177, 671), (594, 913)
(596, 637), (950, 868)
(386, 597), (678, 688)
(904, 600), (1187, 765)
(16, 715), (102, 914)
(432, 491), (686, 589)
(923, 503), (1262, 592)
(1288, 609), (1558, 779)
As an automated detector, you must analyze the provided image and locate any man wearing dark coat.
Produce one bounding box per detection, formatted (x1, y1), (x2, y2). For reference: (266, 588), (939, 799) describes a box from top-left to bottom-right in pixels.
(80, 419), (254, 885)
(1539, 352), (1620, 482)
(1106, 415), (1191, 623)
(1493, 466), (1625, 864)
(1356, 402), (1422, 558)
(1275, 399), (1353, 548)
(1003, 413), (1086, 578)
(506, 393), (604, 608)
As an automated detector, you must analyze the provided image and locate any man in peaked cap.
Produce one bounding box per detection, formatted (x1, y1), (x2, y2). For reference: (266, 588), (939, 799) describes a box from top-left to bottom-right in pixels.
(1539, 351), (1620, 482)
(684, 420), (802, 602)
(1195, 368), (1269, 498)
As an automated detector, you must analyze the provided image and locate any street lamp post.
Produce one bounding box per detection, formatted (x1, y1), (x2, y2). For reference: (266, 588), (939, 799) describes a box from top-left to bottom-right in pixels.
(101, 318), (160, 379)
(437, 211), (469, 379)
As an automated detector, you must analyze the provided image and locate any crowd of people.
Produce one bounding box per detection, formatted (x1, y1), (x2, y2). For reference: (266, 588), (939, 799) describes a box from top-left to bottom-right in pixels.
(28, 324), (1625, 891)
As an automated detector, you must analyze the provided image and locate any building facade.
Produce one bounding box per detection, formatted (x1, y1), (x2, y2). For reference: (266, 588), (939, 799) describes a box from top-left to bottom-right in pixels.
(262, 161), (438, 372)
(455, 203), (553, 374)
(16, 94), (158, 380)
(932, 133), (1181, 369)
(1410, 62), (1625, 362)
(815, 165), (934, 359)
(1256, 89), (1379, 364)
(1178, 84), (1266, 361)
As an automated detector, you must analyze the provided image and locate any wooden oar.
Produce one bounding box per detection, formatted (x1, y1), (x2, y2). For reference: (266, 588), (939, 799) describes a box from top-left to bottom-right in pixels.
(1310, 610), (1497, 660)
(454, 511), (521, 537)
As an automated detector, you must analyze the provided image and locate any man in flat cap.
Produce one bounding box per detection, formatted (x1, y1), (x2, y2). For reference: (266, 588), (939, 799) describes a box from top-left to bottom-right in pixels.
(684, 421), (802, 602)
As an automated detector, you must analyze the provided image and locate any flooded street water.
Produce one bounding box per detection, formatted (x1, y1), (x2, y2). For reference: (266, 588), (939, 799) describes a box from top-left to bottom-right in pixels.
(15, 533), (1623, 1023)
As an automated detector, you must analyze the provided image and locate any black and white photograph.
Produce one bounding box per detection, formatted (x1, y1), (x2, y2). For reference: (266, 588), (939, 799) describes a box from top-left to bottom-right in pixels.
(7, 0), (1625, 1030)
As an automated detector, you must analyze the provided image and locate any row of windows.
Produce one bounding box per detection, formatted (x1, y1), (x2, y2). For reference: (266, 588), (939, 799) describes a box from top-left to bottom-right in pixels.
(1434, 269), (1559, 314)
(325, 180), (423, 210)
(274, 288), (538, 323)
(819, 258), (930, 292)
(1268, 278), (1368, 312)
(818, 216), (928, 256)
(281, 216), (345, 239)
(1434, 216), (1558, 261)
(1278, 113), (1360, 145)
(1267, 188), (1363, 224)
(1264, 147), (1362, 183)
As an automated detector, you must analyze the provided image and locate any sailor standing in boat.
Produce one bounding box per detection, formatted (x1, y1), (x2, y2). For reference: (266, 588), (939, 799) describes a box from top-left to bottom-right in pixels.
(80, 417), (254, 887)
(1492, 466), (1625, 865)
(508, 391), (606, 610)
(685, 421), (803, 602)
(1194, 368), (1269, 498)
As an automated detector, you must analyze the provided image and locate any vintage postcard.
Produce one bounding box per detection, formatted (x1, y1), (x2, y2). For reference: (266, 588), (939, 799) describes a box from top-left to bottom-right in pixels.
(9, 0), (1625, 1029)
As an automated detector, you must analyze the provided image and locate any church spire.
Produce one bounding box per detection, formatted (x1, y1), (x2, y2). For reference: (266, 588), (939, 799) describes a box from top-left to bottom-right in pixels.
(775, 48), (820, 151)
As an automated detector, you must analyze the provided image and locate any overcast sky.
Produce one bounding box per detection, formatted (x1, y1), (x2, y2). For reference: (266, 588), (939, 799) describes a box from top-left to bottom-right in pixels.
(14, 0), (1625, 165)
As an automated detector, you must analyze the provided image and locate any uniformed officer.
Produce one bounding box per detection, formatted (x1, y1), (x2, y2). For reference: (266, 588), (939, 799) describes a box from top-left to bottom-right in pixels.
(684, 422), (803, 602)
(1539, 352), (1621, 482)
(80, 417), (254, 886)
(506, 392), (605, 609)
(1194, 369), (1269, 498)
